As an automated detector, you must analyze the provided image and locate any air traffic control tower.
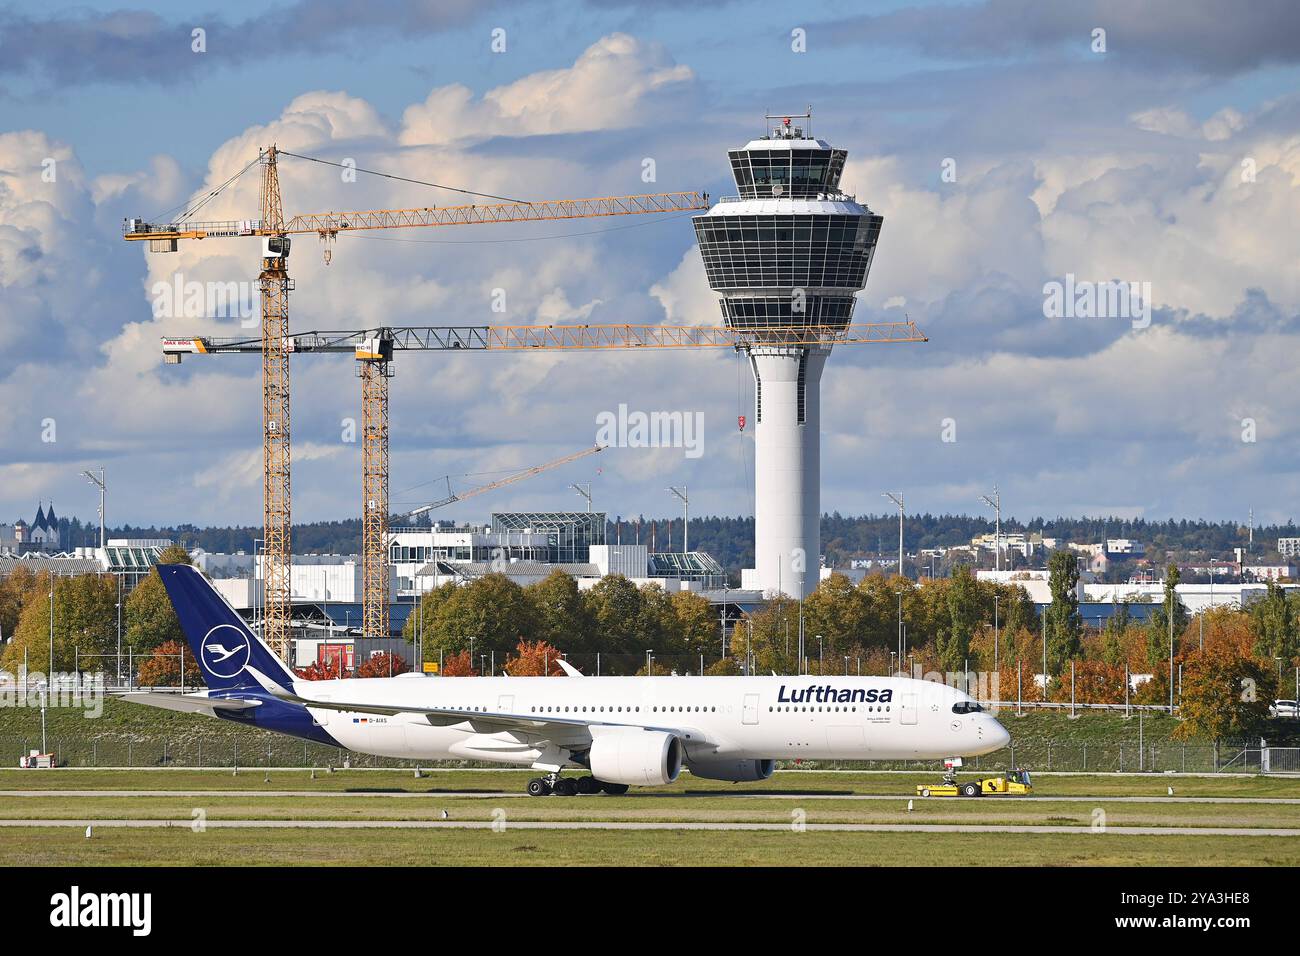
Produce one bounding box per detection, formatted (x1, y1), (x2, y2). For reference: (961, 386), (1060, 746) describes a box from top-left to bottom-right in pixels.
(693, 113), (884, 597)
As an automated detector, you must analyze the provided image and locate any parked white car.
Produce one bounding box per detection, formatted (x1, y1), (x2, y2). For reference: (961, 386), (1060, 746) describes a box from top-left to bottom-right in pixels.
(1270, 699), (1299, 718)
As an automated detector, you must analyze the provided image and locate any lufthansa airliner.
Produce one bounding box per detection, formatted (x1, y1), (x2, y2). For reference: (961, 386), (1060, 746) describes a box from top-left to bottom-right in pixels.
(123, 565), (1010, 796)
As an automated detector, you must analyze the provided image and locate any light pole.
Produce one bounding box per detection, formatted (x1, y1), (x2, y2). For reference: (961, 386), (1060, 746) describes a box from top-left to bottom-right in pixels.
(1169, 587), (1175, 715)
(980, 486), (1001, 572)
(798, 574), (805, 674)
(47, 574), (54, 681)
(895, 591), (904, 674)
(993, 592), (1000, 673)
(667, 485), (689, 553)
(81, 468), (106, 550)
(883, 492), (904, 579)
(115, 573), (122, 685)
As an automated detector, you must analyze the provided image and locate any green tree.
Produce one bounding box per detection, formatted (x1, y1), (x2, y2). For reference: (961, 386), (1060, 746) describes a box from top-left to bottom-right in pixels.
(429, 573), (534, 662)
(668, 590), (719, 661)
(857, 574), (917, 653)
(1044, 550), (1081, 672)
(1250, 580), (1297, 661)
(939, 565), (979, 672)
(582, 575), (647, 654)
(1101, 599), (1134, 666)
(124, 545), (194, 654)
(403, 581), (456, 651)
(804, 573), (871, 656)
(735, 596), (800, 674)
(0, 564), (39, 643)
(525, 571), (594, 654)
(992, 581), (1038, 657)
(1146, 563), (1188, 668)
(0, 573), (117, 673)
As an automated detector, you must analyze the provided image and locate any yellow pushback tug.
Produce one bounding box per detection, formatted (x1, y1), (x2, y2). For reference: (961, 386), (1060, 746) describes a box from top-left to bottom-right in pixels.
(917, 758), (1033, 797)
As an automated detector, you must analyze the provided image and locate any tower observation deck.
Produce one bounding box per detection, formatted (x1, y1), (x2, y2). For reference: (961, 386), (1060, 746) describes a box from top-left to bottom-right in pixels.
(693, 112), (884, 596)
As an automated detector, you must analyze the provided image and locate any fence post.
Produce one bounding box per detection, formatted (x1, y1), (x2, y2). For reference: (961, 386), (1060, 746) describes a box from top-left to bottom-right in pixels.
(1083, 743), (1087, 771)
(1119, 743), (1124, 773)
(234, 739), (238, 771)
(127, 739), (132, 767)
(198, 740), (202, 768)
(1047, 741), (1052, 771)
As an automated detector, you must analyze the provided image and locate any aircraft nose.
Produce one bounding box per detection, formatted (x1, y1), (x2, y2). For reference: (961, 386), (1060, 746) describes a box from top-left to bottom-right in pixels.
(988, 718), (1011, 750)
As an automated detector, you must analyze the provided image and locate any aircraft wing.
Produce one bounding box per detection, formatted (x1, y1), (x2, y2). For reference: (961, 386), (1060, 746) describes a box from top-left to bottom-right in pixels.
(117, 692), (262, 716)
(243, 667), (707, 744)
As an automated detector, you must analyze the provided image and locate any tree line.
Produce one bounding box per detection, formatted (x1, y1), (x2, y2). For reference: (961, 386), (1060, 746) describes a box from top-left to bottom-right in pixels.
(29, 511), (1297, 576)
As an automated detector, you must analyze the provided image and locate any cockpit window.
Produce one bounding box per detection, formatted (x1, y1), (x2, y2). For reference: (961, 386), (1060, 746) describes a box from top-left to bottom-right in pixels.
(952, 701), (984, 714)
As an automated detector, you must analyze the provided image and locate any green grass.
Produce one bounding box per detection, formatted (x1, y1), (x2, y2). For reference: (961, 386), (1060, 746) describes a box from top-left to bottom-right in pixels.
(1, 768), (1296, 865)
(4, 827), (1297, 867)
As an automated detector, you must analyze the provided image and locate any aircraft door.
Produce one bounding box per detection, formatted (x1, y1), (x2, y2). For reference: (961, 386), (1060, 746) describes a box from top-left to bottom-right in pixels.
(497, 695), (515, 714)
(901, 692), (918, 725)
(742, 693), (759, 725)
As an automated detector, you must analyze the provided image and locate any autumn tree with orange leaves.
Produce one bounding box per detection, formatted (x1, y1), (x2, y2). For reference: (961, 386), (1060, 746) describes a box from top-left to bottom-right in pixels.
(137, 640), (203, 687)
(356, 652), (409, 678)
(440, 649), (479, 677)
(504, 639), (568, 676)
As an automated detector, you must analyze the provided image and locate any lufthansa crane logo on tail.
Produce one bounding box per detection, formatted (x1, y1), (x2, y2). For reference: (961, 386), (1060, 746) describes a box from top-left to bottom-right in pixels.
(200, 624), (252, 679)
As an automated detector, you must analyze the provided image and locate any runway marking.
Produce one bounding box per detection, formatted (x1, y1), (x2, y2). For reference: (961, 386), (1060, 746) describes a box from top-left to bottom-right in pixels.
(3, 790), (1299, 805)
(3, 819), (1300, 836)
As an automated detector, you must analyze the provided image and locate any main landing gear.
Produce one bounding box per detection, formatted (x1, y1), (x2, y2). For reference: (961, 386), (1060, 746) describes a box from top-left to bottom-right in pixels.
(526, 773), (629, 797)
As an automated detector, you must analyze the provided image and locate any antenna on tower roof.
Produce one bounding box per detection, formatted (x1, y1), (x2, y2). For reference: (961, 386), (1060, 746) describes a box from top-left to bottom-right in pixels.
(764, 108), (813, 140)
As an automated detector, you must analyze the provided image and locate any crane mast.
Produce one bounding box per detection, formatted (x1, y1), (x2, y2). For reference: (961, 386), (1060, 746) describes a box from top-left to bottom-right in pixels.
(259, 147), (293, 661)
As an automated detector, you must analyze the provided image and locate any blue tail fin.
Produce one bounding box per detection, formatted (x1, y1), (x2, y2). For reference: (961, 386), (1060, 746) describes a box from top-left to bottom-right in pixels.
(158, 564), (296, 692)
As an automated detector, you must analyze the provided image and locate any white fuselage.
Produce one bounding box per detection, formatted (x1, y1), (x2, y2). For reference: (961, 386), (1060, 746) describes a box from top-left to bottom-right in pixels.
(300, 674), (1009, 768)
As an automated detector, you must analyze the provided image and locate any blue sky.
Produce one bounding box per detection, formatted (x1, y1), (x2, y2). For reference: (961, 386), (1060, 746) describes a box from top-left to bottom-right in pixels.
(3, 0), (1300, 531)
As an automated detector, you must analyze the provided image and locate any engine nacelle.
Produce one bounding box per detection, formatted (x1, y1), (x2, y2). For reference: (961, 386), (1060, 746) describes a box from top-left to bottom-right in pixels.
(588, 730), (682, 786)
(686, 756), (777, 783)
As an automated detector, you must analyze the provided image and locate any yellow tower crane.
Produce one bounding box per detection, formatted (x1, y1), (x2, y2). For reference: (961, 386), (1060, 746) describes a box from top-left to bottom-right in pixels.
(126, 145), (710, 657)
(161, 319), (927, 653)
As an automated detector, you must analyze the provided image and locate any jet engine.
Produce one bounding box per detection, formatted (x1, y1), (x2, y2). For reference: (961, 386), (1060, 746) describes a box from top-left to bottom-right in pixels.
(686, 757), (777, 783)
(588, 730), (682, 786)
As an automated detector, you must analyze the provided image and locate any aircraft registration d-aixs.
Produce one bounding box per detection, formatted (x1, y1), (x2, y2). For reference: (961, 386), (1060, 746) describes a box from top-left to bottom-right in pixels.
(124, 565), (1011, 796)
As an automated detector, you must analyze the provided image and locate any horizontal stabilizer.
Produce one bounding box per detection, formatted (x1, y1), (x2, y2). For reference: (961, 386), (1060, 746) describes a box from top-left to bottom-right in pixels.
(117, 692), (262, 716)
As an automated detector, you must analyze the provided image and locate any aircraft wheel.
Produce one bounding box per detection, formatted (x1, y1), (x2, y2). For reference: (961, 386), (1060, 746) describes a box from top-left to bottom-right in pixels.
(526, 778), (550, 797)
(920, 788), (930, 798)
(600, 781), (630, 796)
(576, 776), (600, 795)
(554, 778), (579, 797)
(961, 783), (980, 797)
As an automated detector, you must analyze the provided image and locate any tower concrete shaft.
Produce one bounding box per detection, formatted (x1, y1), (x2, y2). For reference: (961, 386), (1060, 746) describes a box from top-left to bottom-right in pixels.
(751, 346), (827, 597)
